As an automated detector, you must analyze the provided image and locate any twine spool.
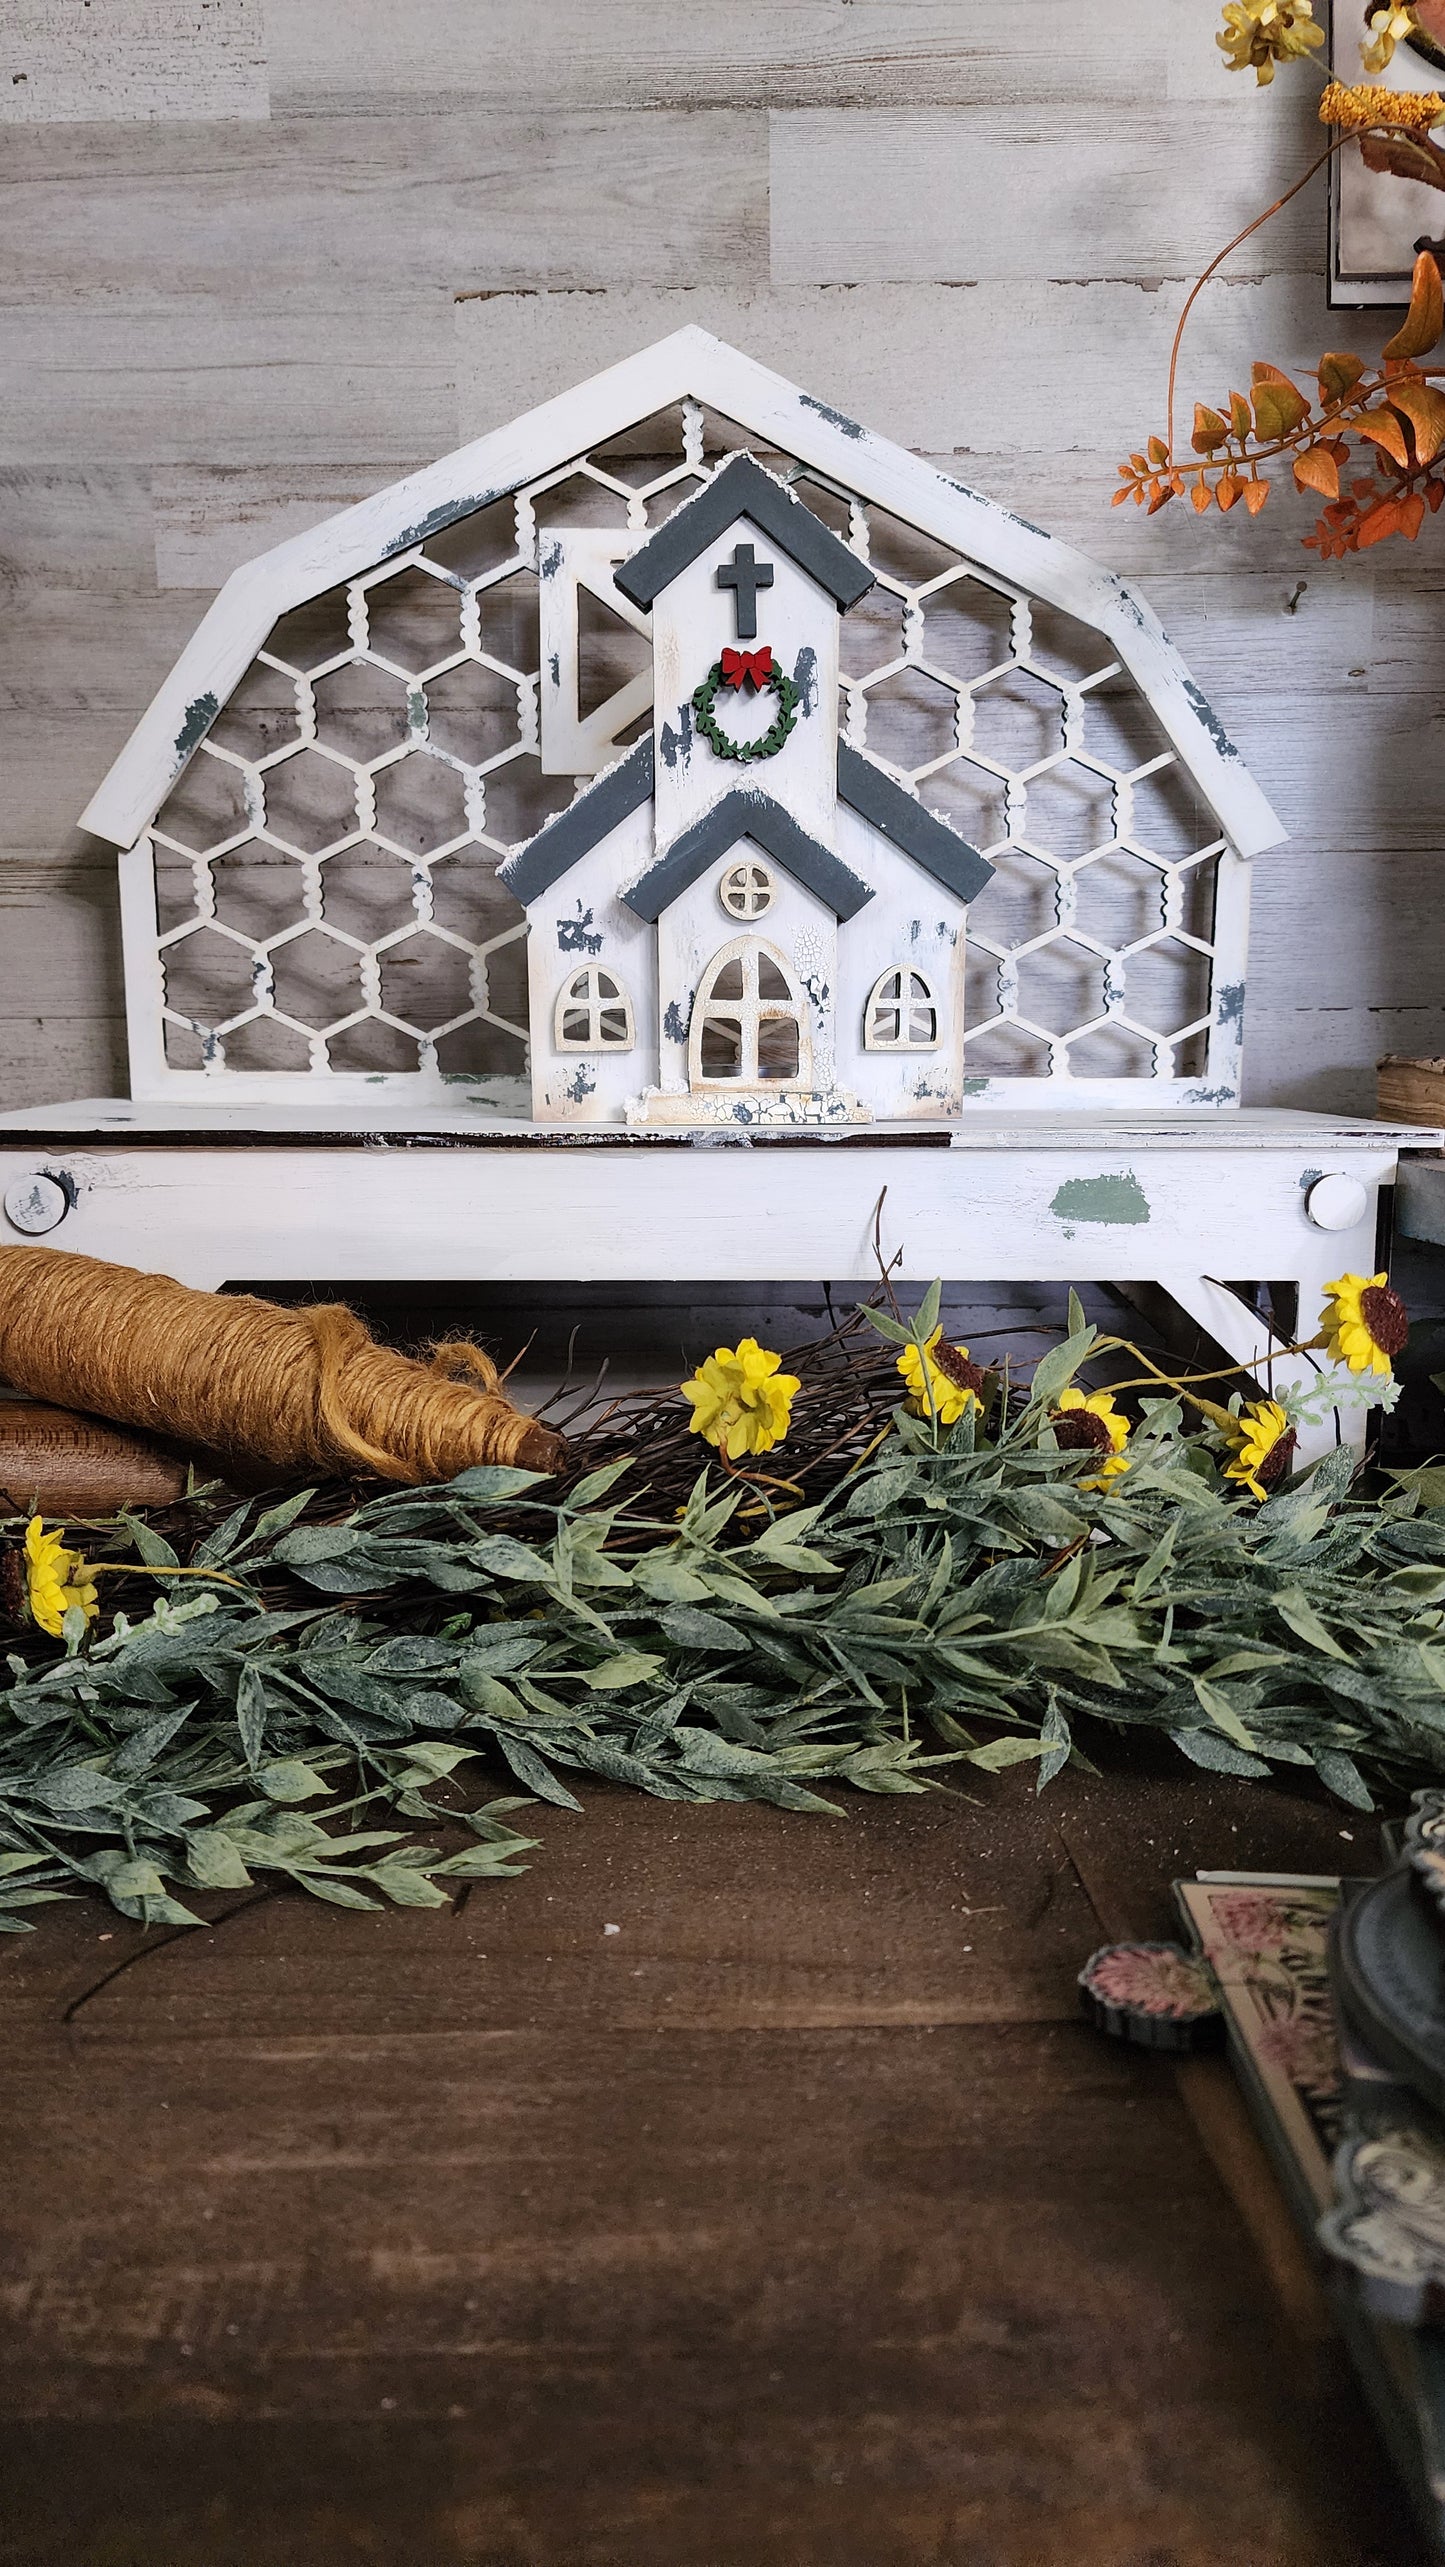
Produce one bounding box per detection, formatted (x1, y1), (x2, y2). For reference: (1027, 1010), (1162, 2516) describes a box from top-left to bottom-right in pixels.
(0, 1248), (565, 1485)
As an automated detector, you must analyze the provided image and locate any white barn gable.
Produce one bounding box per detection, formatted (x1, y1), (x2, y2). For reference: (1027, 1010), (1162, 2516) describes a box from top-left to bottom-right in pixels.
(78, 329), (1283, 1114)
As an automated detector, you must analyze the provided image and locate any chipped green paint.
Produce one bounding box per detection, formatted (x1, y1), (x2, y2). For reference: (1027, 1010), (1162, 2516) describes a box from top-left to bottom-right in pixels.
(173, 692), (219, 765)
(1050, 1171), (1150, 1235)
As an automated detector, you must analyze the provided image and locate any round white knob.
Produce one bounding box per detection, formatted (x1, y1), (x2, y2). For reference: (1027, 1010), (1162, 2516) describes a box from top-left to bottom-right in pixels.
(1306, 1173), (1369, 1233)
(3, 1172), (71, 1236)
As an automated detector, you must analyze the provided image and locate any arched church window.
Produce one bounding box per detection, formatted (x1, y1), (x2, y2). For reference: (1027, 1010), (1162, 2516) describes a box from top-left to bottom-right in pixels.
(865, 968), (939, 1052)
(690, 940), (809, 1088)
(554, 964), (634, 1051)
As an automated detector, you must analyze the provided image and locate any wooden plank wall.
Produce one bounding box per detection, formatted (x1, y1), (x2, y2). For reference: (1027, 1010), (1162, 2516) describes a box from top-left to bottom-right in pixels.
(1, 0), (1439, 1118)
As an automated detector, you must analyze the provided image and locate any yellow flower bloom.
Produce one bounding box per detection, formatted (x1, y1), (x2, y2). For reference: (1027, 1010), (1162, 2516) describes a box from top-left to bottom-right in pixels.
(1218, 0), (1325, 80)
(23, 1517), (99, 1639)
(1051, 1387), (1131, 1491)
(1320, 1271), (1409, 1379)
(1222, 1399), (1297, 1502)
(1363, 4), (1421, 73)
(896, 1327), (985, 1428)
(681, 1338), (800, 1461)
(1321, 76), (1445, 127)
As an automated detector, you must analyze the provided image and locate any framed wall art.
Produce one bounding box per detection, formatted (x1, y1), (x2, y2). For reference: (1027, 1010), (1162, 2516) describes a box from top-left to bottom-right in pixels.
(1331, 0), (1445, 303)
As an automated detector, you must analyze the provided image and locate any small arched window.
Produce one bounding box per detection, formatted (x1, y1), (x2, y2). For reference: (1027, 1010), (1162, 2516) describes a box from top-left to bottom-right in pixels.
(866, 968), (939, 1051)
(554, 964), (634, 1051)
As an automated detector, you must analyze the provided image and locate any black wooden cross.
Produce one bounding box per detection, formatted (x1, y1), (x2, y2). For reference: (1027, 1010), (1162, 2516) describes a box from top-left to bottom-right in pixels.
(716, 542), (774, 639)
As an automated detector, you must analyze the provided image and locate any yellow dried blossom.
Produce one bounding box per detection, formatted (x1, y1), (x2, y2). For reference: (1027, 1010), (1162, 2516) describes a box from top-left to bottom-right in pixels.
(1321, 75), (1445, 125)
(896, 1327), (985, 1429)
(1221, 1400), (1297, 1502)
(1363, 5), (1422, 73)
(1051, 1387), (1131, 1492)
(1320, 1271), (1409, 1378)
(1218, 0), (1325, 81)
(23, 1517), (99, 1639)
(681, 1338), (799, 1460)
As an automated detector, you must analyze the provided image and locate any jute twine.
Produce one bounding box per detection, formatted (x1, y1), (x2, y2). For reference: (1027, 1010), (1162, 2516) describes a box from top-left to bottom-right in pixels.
(0, 1247), (565, 1484)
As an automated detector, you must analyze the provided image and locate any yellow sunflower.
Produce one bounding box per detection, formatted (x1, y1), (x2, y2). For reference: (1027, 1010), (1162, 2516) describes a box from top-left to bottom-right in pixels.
(1319, 1271), (1409, 1379)
(1050, 1387), (1131, 1491)
(1218, 0), (1325, 80)
(1221, 1399), (1297, 1502)
(23, 1517), (99, 1639)
(897, 1327), (985, 1428)
(681, 1338), (800, 1460)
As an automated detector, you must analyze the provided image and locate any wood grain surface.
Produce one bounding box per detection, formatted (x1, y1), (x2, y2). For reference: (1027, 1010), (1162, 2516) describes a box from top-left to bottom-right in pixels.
(0, 1753), (1422, 2566)
(0, 1398), (189, 1514)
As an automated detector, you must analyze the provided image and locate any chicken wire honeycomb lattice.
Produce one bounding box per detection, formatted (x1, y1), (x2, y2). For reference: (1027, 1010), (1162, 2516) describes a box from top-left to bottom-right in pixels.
(139, 399), (1240, 1104)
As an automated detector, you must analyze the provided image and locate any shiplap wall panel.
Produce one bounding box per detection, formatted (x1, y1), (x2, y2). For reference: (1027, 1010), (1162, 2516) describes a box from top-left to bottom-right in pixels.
(452, 277), (1367, 473)
(261, 2), (1227, 118)
(0, 855), (127, 1100)
(2, 0), (267, 125)
(1, 113), (769, 303)
(150, 466), (424, 591)
(0, 0), (1437, 1136)
(769, 105), (1319, 282)
(0, 303), (458, 468)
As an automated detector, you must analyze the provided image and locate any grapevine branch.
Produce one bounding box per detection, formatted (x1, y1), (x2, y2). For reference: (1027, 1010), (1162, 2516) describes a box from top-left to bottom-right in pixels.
(1122, 70), (1445, 558)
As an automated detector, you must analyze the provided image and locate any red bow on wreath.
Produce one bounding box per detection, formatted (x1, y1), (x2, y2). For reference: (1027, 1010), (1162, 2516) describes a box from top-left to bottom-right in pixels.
(720, 646), (774, 691)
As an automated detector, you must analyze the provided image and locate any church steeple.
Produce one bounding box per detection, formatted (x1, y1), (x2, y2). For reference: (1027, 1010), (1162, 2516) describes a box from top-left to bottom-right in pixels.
(612, 452), (874, 617)
(615, 453), (873, 856)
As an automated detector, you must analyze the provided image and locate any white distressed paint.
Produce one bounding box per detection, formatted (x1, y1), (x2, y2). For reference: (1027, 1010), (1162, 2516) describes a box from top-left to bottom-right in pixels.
(650, 538), (839, 848)
(77, 332), (1286, 863)
(538, 529), (653, 778)
(0, 1116), (1428, 1460)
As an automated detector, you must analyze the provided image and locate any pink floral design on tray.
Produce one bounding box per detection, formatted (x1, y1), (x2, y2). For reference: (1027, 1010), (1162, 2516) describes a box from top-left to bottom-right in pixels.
(1254, 2007), (1341, 2097)
(1200, 1889), (1298, 1960)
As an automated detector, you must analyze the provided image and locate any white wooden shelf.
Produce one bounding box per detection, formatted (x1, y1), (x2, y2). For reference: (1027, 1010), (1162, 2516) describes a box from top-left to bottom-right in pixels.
(0, 1098), (1433, 1151)
(1, 1104), (1436, 1468)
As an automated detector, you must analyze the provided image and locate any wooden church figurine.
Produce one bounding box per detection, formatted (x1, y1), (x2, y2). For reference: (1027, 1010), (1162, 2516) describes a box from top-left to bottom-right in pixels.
(500, 455), (995, 1127)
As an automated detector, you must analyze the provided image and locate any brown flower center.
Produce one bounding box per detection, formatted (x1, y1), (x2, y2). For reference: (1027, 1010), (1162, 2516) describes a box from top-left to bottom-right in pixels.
(931, 1341), (985, 1395)
(1360, 1283), (1409, 1358)
(1051, 1407), (1113, 1456)
(1256, 1428), (1297, 1489)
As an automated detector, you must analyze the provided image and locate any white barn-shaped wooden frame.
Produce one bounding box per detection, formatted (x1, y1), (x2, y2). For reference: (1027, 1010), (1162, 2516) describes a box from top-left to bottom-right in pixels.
(80, 328), (1283, 1119)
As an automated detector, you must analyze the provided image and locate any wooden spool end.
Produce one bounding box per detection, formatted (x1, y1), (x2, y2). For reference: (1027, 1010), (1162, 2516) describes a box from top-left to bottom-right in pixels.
(0, 1401), (191, 1518)
(514, 1418), (568, 1476)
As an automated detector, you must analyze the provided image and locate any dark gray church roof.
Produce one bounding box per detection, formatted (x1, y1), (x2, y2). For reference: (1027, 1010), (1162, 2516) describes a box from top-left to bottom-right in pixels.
(622, 789), (874, 924)
(498, 736), (654, 905)
(497, 730), (993, 917)
(613, 454), (874, 615)
(835, 744), (994, 903)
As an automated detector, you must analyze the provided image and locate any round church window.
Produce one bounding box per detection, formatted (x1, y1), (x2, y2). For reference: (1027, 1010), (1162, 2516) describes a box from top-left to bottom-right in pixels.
(720, 861), (774, 920)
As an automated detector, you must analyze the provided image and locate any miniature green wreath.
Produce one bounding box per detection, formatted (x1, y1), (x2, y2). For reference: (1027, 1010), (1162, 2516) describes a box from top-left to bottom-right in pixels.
(691, 652), (801, 763)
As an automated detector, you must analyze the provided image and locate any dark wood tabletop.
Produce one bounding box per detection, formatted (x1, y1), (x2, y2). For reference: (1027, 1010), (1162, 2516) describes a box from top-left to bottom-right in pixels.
(0, 1754), (1424, 2566)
